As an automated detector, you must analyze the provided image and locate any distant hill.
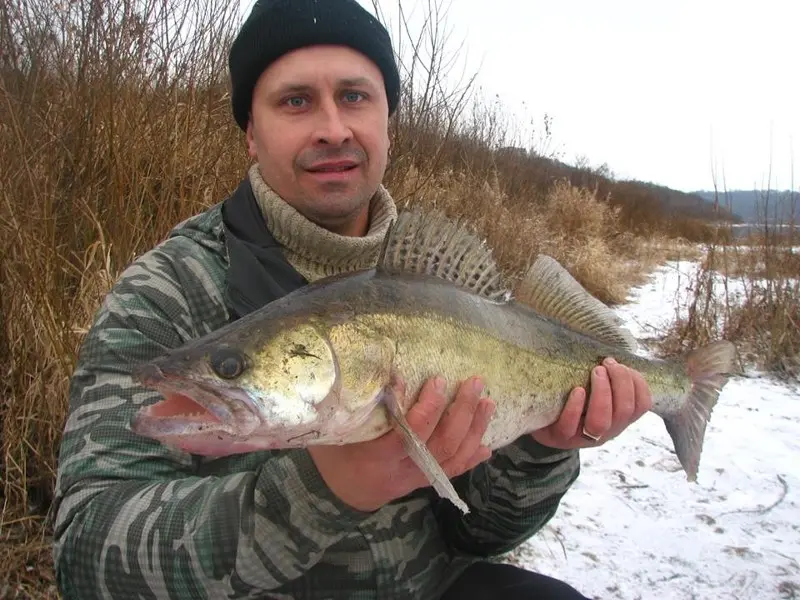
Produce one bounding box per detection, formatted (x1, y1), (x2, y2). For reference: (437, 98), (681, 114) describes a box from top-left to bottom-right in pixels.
(612, 179), (739, 222)
(691, 189), (800, 223)
(486, 146), (738, 237)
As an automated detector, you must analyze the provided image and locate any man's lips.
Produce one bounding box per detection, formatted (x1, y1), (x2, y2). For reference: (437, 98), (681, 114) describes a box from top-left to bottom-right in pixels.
(306, 161), (359, 173)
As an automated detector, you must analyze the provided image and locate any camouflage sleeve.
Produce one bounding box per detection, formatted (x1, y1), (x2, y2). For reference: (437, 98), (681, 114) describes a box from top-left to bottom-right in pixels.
(434, 437), (579, 556)
(51, 246), (372, 600)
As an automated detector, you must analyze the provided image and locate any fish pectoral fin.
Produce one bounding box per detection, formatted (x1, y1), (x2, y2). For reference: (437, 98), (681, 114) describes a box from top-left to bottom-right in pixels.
(380, 382), (470, 515)
(514, 254), (638, 352)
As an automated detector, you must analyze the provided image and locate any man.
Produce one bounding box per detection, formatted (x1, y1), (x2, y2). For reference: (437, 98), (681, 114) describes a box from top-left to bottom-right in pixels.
(51, 0), (652, 598)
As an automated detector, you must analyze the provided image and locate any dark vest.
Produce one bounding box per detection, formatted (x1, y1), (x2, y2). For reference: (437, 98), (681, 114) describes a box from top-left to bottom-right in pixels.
(220, 177), (309, 321)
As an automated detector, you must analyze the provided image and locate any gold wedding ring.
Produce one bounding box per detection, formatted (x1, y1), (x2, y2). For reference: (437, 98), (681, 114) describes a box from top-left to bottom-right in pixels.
(581, 427), (602, 443)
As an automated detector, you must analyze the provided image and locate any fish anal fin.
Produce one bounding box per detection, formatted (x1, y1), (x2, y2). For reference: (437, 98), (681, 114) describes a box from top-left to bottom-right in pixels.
(377, 209), (512, 303)
(380, 379), (470, 514)
(515, 255), (638, 352)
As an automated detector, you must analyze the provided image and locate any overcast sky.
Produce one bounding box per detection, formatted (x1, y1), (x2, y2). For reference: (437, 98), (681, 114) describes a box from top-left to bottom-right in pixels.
(239, 1), (799, 193)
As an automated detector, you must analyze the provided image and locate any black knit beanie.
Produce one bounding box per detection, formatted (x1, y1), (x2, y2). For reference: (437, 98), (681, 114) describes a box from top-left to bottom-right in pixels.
(229, 0), (401, 131)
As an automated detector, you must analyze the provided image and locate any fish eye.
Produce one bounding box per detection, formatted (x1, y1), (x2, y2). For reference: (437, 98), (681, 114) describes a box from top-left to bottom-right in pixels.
(209, 348), (247, 379)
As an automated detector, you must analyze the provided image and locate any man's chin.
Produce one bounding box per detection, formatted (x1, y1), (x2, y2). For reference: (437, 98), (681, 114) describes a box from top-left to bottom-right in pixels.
(296, 195), (373, 231)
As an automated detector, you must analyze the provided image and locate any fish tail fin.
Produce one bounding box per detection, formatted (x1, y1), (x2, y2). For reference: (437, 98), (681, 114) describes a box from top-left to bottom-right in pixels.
(663, 340), (736, 482)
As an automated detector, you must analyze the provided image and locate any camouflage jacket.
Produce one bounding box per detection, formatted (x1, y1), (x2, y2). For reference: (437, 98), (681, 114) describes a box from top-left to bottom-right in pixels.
(52, 180), (581, 600)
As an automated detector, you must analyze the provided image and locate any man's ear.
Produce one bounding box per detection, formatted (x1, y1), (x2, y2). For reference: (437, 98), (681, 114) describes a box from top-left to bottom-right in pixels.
(245, 113), (258, 159)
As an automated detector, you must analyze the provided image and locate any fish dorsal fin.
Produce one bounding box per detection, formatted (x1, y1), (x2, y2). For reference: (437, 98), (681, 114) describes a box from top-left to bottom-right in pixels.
(516, 255), (638, 352)
(378, 209), (512, 302)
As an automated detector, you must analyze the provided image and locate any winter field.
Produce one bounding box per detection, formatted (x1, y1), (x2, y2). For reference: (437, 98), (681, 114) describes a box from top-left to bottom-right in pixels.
(512, 258), (800, 600)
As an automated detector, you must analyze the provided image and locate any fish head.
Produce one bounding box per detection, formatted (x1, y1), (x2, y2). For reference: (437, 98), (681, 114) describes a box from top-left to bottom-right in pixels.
(130, 321), (343, 455)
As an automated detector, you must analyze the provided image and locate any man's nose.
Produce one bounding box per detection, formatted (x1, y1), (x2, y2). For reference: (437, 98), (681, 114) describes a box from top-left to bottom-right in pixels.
(314, 99), (353, 145)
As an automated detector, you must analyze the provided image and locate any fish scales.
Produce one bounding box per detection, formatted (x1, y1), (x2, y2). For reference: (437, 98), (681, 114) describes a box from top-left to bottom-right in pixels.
(311, 271), (691, 450)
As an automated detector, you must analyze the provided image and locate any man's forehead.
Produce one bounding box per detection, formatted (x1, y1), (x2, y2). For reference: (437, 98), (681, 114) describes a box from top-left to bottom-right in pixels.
(261, 46), (384, 91)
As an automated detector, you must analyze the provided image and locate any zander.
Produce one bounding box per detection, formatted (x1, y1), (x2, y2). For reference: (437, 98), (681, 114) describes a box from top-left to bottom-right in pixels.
(130, 210), (736, 514)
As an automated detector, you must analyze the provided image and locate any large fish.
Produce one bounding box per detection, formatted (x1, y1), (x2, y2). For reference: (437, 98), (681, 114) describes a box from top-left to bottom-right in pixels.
(130, 210), (736, 513)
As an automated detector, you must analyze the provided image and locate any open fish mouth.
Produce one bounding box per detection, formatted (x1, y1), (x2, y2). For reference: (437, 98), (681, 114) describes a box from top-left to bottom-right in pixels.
(130, 363), (259, 438)
(136, 392), (224, 428)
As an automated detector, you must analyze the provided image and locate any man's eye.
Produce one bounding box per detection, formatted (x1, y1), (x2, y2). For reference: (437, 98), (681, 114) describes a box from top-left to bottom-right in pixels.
(286, 97), (307, 108)
(343, 92), (365, 103)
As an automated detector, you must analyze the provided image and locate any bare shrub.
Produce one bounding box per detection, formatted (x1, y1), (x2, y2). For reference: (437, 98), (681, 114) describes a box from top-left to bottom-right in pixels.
(660, 188), (800, 377)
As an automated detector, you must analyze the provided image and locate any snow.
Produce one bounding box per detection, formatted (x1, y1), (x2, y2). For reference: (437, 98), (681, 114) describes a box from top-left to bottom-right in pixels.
(512, 260), (800, 600)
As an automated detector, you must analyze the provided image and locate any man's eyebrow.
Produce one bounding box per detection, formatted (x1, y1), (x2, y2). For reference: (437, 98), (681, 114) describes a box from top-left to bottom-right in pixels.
(271, 77), (377, 95)
(338, 77), (375, 88)
(272, 83), (314, 96)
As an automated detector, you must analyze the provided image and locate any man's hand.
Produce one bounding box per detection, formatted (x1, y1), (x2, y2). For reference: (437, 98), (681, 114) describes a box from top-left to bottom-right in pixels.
(532, 357), (653, 450)
(308, 376), (495, 513)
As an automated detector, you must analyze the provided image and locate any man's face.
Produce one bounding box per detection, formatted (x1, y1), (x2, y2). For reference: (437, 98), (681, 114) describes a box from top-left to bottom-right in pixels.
(246, 45), (391, 234)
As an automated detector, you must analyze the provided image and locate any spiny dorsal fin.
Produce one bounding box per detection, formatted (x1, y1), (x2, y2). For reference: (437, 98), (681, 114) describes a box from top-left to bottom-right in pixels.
(378, 209), (512, 302)
(516, 255), (638, 352)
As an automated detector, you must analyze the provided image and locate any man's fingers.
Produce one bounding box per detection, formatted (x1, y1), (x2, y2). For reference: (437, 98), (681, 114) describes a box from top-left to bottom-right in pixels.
(583, 366), (613, 438)
(441, 397), (495, 476)
(631, 369), (653, 421)
(403, 376), (449, 442)
(603, 357), (635, 434)
(554, 387), (586, 441)
(372, 376), (446, 460)
(426, 377), (483, 462)
(459, 444), (492, 474)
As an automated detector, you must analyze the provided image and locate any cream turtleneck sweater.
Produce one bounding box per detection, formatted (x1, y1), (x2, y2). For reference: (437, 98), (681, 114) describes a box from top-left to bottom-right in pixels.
(248, 164), (398, 283)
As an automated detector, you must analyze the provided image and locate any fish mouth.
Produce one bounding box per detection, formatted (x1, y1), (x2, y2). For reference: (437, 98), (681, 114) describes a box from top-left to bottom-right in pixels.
(138, 391), (223, 425)
(130, 361), (259, 438)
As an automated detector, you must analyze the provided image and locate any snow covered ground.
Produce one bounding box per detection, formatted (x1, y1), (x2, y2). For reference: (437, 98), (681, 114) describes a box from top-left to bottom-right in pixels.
(513, 260), (800, 600)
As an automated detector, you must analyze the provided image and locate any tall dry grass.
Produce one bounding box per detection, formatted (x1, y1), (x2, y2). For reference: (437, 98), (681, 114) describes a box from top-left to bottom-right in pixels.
(1, 0), (248, 595)
(2, 0), (703, 596)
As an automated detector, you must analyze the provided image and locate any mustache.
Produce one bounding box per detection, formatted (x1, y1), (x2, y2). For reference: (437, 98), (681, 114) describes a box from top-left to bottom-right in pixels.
(297, 147), (367, 169)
